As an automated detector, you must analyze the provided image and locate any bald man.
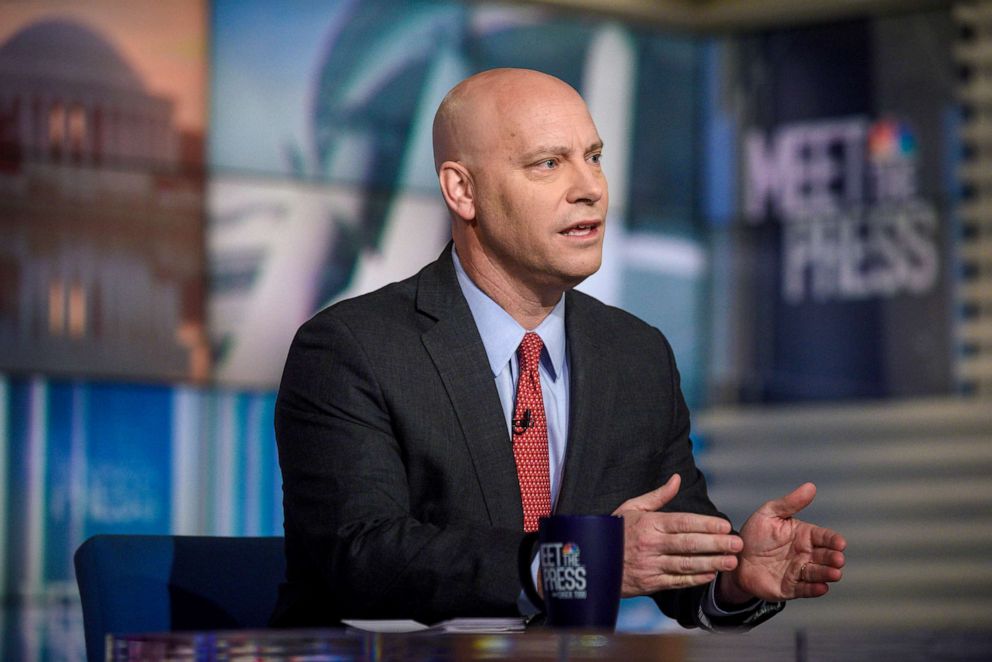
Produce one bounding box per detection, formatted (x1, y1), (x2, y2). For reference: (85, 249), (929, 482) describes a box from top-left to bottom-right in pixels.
(272, 69), (845, 629)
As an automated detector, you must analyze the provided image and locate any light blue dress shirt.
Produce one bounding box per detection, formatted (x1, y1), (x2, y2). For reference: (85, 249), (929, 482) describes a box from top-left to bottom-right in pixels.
(452, 248), (570, 509)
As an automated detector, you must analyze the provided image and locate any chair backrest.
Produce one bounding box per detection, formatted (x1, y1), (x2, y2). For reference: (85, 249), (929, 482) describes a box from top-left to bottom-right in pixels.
(74, 534), (285, 662)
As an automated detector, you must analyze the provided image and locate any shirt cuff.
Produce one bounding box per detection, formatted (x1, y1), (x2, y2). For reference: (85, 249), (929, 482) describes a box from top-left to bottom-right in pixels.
(702, 573), (762, 616)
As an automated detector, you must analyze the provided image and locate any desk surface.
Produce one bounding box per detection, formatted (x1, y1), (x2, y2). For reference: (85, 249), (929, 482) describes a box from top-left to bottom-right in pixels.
(110, 627), (992, 661)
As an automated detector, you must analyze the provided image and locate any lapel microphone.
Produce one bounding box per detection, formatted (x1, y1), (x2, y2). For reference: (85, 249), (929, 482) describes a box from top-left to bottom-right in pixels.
(513, 409), (532, 435)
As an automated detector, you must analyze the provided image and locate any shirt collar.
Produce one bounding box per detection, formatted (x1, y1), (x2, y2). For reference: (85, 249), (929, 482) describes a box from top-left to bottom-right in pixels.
(452, 247), (566, 381)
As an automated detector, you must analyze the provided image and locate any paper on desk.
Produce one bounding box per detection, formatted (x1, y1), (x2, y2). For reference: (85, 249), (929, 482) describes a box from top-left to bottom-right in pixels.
(432, 617), (527, 633)
(342, 620), (431, 633)
(342, 617), (527, 634)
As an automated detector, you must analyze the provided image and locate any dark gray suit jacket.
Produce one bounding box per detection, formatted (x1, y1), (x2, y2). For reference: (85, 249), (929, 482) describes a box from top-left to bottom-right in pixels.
(272, 245), (779, 628)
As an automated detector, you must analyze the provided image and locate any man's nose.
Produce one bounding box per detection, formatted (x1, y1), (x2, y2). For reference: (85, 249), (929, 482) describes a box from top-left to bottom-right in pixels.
(567, 161), (606, 205)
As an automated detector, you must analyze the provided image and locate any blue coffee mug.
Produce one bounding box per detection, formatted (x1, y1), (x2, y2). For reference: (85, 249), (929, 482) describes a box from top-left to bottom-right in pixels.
(519, 514), (624, 629)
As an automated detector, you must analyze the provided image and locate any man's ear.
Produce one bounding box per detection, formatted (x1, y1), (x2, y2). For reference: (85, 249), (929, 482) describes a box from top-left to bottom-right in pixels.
(438, 161), (475, 222)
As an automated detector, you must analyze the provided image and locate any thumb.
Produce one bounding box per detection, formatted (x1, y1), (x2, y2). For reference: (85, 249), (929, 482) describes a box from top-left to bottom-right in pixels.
(761, 482), (816, 519)
(612, 473), (680, 515)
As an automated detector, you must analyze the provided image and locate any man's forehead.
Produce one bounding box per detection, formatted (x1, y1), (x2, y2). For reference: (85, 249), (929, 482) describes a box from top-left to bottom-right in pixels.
(496, 94), (601, 148)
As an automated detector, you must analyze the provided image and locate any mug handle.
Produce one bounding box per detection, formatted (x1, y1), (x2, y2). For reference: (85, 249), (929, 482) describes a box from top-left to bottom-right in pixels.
(517, 531), (545, 612)
(518, 532), (544, 612)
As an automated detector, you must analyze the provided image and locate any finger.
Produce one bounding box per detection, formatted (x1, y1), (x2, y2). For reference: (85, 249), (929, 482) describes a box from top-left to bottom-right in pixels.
(660, 552), (739, 576)
(809, 548), (846, 570)
(793, 582), (830, 599)
(760, 482), (816, 519)
(648, 532), (742, 555)
(612, 474), (680, 515)
(810, 526), (847, 551)
(646, 512), (733, 536)
(661, 572), (718, 589)
(798, 561), (843, 585)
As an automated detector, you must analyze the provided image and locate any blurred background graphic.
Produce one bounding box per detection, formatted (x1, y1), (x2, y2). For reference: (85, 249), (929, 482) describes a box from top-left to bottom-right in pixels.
(1, 0), (990, 658)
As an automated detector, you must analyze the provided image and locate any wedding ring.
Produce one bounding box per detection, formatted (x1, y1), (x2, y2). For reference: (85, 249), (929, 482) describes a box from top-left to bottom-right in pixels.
(799, 562), (810, 582)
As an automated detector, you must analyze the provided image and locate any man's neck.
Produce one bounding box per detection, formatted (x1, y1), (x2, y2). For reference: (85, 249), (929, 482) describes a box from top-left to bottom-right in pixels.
(456, 250), (563, 330)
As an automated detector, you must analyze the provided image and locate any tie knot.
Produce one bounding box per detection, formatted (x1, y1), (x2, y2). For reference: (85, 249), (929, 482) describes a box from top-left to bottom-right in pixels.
(518, 332), (543, 371)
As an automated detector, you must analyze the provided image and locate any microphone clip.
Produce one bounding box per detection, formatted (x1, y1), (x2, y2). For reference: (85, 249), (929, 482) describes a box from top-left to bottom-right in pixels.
(513, 409), (532, 436)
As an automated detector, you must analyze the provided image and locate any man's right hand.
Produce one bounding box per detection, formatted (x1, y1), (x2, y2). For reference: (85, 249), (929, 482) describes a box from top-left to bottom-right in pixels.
(611, 474), (743, 597)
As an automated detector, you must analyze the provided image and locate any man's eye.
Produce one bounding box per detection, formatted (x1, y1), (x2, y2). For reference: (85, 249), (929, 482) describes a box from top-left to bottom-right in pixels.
(589, 153), (602, 165)
(540, 159), (557, 169)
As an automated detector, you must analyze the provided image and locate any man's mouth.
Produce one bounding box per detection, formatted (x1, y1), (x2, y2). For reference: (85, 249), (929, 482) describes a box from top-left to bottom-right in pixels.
(559, 221), (601, 237)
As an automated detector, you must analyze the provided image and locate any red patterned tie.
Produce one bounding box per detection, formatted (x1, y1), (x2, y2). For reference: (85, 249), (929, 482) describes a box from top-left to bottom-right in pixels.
(512, 332), (551, 532)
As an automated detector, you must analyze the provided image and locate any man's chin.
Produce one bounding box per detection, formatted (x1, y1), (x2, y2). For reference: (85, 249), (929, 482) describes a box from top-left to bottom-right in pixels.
(556, 261), (602, 291)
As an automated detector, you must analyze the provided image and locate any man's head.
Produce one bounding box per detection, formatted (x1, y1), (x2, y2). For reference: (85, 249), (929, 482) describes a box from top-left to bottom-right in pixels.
(433, 68), (608, 306)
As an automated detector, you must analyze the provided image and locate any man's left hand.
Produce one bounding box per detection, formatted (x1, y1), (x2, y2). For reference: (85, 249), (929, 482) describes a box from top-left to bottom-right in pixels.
(716, 482), (847, 605)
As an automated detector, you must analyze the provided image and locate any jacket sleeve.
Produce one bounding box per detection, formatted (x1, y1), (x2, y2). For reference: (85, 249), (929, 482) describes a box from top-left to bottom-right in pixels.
(274, 312), (524, 625)
(650, 333), (784, 630)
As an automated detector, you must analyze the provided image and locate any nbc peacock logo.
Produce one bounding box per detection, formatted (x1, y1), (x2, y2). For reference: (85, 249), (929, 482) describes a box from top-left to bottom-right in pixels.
(867, 117), (917, 164)
(867, 117), (919, 202)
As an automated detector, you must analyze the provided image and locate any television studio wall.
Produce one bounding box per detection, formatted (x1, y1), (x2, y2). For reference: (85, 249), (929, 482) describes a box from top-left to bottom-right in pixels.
(0, 0), (974, 634)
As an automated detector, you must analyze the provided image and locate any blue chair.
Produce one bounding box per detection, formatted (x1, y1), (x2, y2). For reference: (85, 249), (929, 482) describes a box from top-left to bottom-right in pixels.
(74, 534), (285, 662)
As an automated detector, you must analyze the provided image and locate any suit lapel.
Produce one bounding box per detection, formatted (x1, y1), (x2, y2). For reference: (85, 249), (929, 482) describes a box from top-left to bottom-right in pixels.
(555, 292), (617, 515)
(416, 247), (524, 530)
